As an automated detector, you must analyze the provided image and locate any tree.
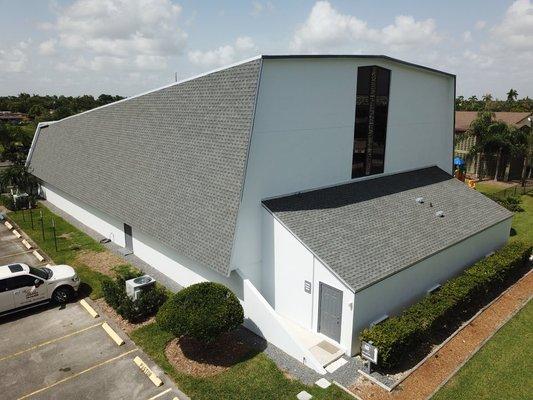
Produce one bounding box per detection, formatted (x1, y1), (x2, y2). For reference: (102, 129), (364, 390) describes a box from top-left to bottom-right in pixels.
(470, 121), (514, 181)
(466, 111), (494, 177)
(0, 122), (40, 199)
(506, 88), (518, 102)
(156, 282), (243, 344)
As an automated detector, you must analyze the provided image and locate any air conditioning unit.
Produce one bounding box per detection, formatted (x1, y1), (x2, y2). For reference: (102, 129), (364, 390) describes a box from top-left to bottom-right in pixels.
(125, 275), (155, 300)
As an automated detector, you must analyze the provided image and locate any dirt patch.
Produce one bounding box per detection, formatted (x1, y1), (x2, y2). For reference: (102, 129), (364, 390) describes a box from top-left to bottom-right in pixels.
(94, 298), (154, 334)
(350, 270), (533, 400)
(59, 232), (74, 240)
(75, 250), (125, 276)
(165, 332), (253, 377)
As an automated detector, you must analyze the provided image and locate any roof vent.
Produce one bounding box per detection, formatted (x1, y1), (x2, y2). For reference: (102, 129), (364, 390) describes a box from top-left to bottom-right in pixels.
(436, 210), (445, 218)
(415, 197), (424, 204)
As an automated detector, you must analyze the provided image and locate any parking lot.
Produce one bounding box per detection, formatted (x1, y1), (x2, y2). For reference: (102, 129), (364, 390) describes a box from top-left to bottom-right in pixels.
(0, 217), (187, 400)
(0, 220), (41, 267)
(0, 301), (185, 399)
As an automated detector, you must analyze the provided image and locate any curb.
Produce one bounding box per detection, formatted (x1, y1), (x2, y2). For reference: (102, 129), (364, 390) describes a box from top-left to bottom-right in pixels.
(102, 322), (125, 346)
(133, 356), (163, 387)
(80, 299), (100, 318)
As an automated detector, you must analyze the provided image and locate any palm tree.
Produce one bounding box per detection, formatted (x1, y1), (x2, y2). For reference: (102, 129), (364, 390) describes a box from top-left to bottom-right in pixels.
(474, 122), (514, 181)
(466, 111), (494, 177)
(506, 88), (518, 102)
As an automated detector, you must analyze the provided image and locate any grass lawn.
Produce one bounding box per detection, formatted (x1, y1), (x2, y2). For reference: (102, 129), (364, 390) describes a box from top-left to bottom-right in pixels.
(8, 204), (111, 299)
(475, 182), (532, 244)
(433, 182), (533, 399)
(432, 300), (533, 400)
(131, 323), (352, 400)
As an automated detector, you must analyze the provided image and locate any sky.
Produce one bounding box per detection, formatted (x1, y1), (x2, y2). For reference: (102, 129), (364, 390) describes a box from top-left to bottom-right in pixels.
(0, 0), (531, 98)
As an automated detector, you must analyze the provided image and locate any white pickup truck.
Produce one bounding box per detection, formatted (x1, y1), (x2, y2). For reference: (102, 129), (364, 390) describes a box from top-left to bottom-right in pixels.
(0, 263), (80, 316)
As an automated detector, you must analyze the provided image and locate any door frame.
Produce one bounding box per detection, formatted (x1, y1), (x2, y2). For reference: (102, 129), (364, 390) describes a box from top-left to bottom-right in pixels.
(317, 282), (343, 343)
(124, 223), (133, 251)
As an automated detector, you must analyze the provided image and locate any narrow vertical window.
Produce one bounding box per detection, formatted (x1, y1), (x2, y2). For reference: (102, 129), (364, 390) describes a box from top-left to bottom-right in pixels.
(352, 66), (391, 178)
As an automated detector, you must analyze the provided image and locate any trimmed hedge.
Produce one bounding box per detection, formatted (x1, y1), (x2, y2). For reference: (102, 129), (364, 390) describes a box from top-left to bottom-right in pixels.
(360, 241), (531, 369)
(156, 282), (244, 344)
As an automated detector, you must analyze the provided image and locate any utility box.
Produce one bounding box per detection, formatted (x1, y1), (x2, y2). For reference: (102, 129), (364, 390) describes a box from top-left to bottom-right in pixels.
(125, 275), (155, 300)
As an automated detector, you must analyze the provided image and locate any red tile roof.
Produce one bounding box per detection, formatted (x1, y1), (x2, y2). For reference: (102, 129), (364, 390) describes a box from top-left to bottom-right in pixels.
(455, 111), (531, 132)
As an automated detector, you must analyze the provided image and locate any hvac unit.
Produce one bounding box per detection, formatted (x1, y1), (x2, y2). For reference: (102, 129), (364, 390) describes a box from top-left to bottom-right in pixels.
(125, 275), (156, 300)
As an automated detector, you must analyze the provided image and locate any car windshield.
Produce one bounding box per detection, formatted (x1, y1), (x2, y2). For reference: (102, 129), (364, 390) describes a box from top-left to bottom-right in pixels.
(29, 266), (50, 280)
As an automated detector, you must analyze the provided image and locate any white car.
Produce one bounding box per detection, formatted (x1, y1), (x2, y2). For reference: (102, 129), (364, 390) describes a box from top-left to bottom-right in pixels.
(0, 263), (80, 315)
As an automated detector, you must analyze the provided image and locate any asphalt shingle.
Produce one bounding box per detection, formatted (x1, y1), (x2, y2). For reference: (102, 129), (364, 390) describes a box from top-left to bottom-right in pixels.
(28, 59), (262, 276)
(263, 167), (513, 292)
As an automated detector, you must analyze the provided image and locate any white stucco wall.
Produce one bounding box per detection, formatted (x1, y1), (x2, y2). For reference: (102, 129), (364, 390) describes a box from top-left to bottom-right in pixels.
(41, 183), (243, 298)
(262, 209), (355, 354)
(41, 184), (126, 247)
(352, 218), (512, 351)
(231, 58), (455, 287)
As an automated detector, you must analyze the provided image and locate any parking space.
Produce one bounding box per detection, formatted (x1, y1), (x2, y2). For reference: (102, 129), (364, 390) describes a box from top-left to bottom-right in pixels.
(0, 301), (185, 399)
(0, 222), (39, 267)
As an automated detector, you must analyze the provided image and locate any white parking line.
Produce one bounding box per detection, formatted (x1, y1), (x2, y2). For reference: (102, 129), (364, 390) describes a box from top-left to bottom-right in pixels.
(147, 388), (172, 400)
(17, 349), (138, 399)
(0, 322), (102, 363)
(0, 250), (34, 261)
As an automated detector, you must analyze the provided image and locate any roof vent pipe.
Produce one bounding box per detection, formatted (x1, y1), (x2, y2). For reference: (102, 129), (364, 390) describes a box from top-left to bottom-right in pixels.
(436, 211), (445, 218)
(415, 197), (424, 204)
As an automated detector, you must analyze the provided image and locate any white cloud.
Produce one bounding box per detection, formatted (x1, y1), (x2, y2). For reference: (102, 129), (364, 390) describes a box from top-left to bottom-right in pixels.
(462, 31), (472, 42)
(251, 1), (274, 17)
(0, 41), (30, 73)
(290, 1), (440, 52)
(188, 36), (256, 68)
(475, 20), (486, 30)
(492, 0), (533, 51)
(39, 39), (56, 56)
(47, 0), (187, 71)
(380, 15), (440, 49)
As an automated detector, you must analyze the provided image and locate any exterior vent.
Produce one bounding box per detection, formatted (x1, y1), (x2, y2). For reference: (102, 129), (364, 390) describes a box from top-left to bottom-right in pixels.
(415, 197), (424, 204)
(436, 210), (445, 218)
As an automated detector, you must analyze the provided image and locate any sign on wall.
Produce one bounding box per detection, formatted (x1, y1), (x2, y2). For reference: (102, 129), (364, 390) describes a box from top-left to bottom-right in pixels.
(361, 341), (378, 364)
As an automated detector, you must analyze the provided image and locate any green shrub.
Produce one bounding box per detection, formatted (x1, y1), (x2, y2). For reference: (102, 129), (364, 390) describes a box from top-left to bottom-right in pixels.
(487, 194), (524, 212)
(361, 241), (531, 369)
(156, 282), (244, 344)
(102, 276), (167, 323)
(0, 194), (14, 210)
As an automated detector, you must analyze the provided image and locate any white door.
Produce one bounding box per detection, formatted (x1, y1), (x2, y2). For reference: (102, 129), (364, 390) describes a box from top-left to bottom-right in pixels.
(12, 275), (48, 307)
(0, 279), (14, 313)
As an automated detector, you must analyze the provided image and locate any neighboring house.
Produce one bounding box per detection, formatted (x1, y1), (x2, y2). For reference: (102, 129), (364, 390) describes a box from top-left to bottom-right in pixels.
(454, 111), (532, 179)
(26, 55), (512, 374)
(0, 111), (30, 124)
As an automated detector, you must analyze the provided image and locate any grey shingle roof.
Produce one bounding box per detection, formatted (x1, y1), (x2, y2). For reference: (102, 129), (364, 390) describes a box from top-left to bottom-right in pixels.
(263, 167), (513, 292)
(28, 59), (262, 276)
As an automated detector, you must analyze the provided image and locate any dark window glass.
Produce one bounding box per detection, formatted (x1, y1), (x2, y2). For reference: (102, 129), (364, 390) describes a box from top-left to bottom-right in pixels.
(356, 66), (372, 96)
(8, 264), (23, 273)
(4, 275), (36, 291)
(352, 65), (390, 178)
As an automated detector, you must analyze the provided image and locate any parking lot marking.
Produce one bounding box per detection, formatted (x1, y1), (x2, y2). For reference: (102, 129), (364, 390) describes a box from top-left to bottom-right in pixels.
(17, 348), (138, 400)
(80, 299), (100, 318)
(102, 322), (125, 346)
(0, 322), (102, 363)
(134, 356), (164, 387)
(32, 250), (45, 262)
(147, 388), (172, 400)
(0, 250), (34, 261)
